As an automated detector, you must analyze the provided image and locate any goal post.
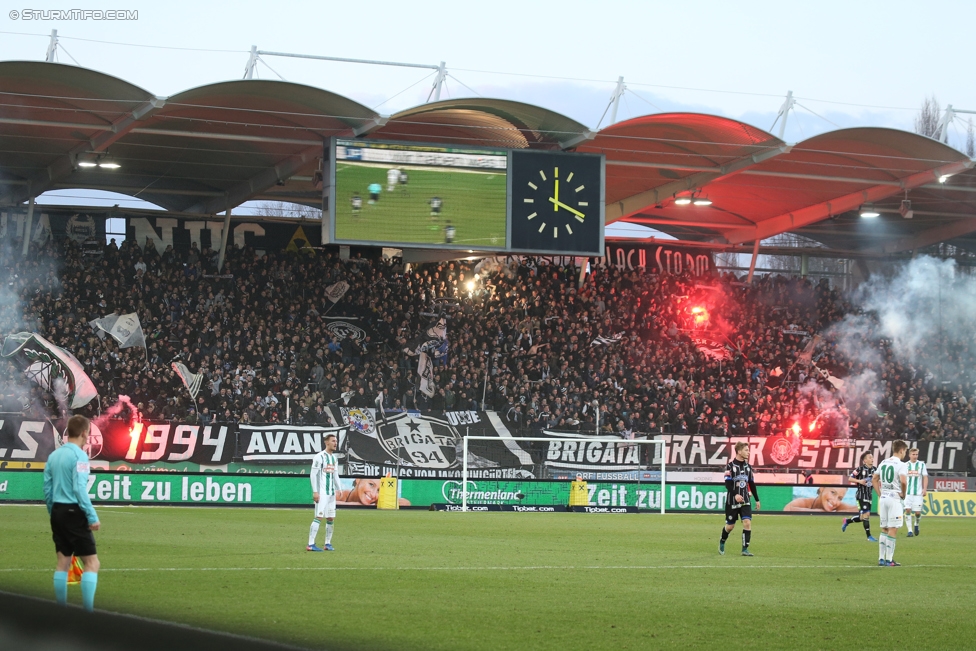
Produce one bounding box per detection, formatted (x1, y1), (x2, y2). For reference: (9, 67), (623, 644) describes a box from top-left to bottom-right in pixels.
(460, 436), (666, 513)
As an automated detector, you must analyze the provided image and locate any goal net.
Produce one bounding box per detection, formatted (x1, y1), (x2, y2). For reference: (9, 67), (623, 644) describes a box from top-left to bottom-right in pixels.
(460, 435), (666, 513)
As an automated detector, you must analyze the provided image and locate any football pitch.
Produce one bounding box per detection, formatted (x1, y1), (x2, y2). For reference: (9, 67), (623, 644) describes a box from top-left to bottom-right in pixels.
(2, 506), (974, 651)
(333, 163), (507, 247)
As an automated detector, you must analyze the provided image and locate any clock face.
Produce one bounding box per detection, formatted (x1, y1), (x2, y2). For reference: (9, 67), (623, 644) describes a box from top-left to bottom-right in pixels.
(509, 150), (604, 255)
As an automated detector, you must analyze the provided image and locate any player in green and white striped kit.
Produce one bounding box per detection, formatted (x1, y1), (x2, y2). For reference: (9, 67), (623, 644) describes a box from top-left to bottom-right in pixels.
(307, 434), (342, 552)
(903, 447), (928, 537)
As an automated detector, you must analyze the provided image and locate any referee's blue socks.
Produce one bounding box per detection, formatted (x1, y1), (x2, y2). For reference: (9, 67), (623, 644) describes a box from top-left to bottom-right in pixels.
(53, 571), (68, 605)
(81, 572), (98, 612)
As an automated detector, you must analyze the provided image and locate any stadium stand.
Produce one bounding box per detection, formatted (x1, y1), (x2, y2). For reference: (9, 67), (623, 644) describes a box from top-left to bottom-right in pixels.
(1, 235), (974, 448)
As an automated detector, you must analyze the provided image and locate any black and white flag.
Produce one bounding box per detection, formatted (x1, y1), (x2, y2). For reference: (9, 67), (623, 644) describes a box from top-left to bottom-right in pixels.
(172, 362), (203, 400)
(89, 313), (146, 350)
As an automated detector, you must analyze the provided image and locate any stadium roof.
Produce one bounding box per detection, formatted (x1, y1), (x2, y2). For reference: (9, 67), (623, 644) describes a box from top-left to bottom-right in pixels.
(1, 60), (974, 255)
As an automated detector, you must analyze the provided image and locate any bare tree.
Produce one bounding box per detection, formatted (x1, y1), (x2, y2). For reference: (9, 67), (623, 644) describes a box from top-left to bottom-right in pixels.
(967, 118), (975, 157)
(914, 95), (941, 139)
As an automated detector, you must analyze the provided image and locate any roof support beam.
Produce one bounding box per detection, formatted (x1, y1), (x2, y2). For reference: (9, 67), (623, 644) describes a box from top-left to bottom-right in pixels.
(623, 216), (755, 230)
(604, 144), (791, 223)
(1, 96), (165, 206)
(352, 116), (389, 137)
(184, 144), (322, 214)
(867, 216), (976, 254)
(722, 159), (975, 245)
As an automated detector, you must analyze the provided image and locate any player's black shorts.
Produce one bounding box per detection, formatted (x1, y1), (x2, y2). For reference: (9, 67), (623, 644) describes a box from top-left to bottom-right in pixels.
(369, 192), (379, 201)
(50, 503), (97, 557)
(857, 499), (872, 514)
(725, 503), (752, 524)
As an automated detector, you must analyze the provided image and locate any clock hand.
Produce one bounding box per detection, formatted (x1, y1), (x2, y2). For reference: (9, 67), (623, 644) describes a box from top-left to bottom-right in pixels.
(553, 178), (559, 209)
(548, 197), (585, 218)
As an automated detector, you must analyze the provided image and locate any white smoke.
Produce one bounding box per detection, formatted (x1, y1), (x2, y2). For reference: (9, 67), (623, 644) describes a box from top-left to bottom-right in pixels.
(812, 256), (976, 434)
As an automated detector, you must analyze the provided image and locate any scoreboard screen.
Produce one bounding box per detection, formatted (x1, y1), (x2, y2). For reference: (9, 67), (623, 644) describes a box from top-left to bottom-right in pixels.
(331, 139), (508, 249)
(325, 138), (604, 256)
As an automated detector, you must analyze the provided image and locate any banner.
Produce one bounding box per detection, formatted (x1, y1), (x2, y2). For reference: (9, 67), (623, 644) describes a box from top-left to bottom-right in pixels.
(0, 208), (338, 256)
(920, 492), (976, 517)
(399, 479), (795, 511)
(2, 470), (972, 515)
(0, 419), (59, 464)
(602, 242), (716, 276)
(0, 470), (310, 505)
(655, 434), (969, 473)
(237, 424), (346, 462)
(2, 412), (970, 478)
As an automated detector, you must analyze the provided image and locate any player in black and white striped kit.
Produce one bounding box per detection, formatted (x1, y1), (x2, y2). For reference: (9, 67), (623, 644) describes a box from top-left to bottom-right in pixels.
(719, 442), (761, 557)
(842, 452), (878, 541)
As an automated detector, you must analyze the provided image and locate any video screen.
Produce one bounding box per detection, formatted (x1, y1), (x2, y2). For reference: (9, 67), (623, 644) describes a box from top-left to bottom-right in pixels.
(332, 139), (508, 248)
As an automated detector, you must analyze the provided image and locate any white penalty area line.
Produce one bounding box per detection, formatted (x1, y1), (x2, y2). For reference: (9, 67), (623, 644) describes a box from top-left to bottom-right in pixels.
(0, 564), (958, 573)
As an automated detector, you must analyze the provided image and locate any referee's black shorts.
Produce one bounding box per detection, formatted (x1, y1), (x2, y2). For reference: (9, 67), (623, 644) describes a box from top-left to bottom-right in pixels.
(50, 503), (97, 557)
(725, 503), (752, 525)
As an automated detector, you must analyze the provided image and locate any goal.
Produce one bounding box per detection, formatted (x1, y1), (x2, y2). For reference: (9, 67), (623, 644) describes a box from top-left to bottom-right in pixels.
(460, 435), (667, 513)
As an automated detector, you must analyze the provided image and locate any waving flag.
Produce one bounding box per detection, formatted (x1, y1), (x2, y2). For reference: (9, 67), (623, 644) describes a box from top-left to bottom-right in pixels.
(172, 362), (204, 400)
(1, 332), (97, 408)
(324, 281), (350, 303)
(89, 312), (146, 350)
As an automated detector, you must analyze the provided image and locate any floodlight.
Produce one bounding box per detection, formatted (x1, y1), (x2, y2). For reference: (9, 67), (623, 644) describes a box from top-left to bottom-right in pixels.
(859, 205), (880, 218)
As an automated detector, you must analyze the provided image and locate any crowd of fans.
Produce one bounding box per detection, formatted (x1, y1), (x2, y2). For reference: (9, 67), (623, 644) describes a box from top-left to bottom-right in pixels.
(1, 232), (975, 450)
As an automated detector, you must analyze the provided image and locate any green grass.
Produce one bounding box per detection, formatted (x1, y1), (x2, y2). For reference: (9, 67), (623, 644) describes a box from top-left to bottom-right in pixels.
(334, 162), (507, 247)
(1, 506), (974, 650)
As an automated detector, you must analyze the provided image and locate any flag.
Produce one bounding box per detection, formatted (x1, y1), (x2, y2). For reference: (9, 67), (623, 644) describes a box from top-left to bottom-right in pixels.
(418, 351), (435, 398)
(172, 362), (203, 400)
(89, 313), (146, 350)
(324, 281), (350, 303)
(1, 332), (97, 409)
(67, 556), (84, 585)
(797, 335), (821, 365)
(590, 333), (623, 347)
(403, 317), (449, 399)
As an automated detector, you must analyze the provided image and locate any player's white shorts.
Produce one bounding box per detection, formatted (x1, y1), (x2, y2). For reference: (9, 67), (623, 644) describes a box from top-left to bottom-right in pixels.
(904, 495), (924, 512)
(879, 497), (904, 529)
(315, 494), (336, 519)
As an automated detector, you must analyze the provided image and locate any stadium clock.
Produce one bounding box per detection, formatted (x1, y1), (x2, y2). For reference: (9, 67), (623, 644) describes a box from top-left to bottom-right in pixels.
(509, 149), (604, 255)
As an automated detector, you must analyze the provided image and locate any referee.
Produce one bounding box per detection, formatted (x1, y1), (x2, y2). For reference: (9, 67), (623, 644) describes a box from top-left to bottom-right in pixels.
(43, 415), (100, 611)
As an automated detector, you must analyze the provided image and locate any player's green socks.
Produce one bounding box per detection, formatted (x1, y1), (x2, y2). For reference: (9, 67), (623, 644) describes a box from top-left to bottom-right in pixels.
(914, 513), (921, 530)
(53, 571), (68, 605)
(906, 514), (913, 530)
(886, 537), (896, 562)
(80, 572), (97, 612)
(325, 523), (334, 545)
(308, 518), (321, 546)
(878, 534), (886, 561)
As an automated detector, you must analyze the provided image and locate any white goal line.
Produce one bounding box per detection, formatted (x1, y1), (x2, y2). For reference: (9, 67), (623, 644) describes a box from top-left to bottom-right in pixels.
(461, 436), (667, 514)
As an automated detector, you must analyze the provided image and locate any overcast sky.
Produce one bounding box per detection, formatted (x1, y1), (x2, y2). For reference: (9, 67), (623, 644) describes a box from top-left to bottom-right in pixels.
(3, 0), (974, 228)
